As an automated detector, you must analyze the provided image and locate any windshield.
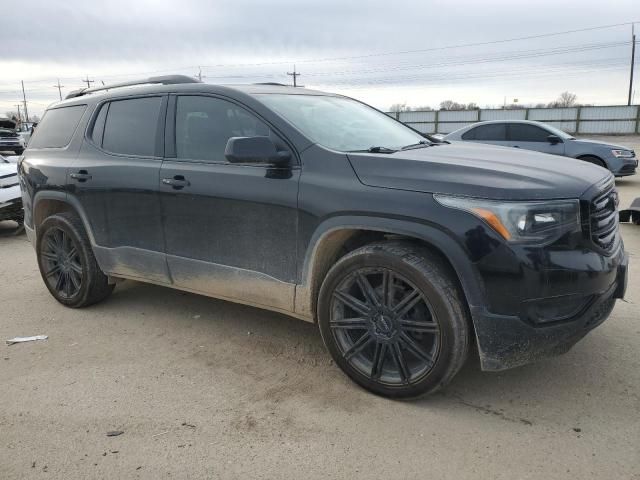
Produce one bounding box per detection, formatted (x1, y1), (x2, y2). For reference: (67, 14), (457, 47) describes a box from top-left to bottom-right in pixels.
(257, 94), (425, 152)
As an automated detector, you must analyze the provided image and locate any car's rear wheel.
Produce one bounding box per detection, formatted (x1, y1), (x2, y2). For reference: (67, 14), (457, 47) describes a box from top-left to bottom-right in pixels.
(318, 242), (470, 398)
(36, 212), (114, 308)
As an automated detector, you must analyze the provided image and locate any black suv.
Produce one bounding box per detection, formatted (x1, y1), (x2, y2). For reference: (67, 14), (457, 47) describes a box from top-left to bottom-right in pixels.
(19, 76), (628, 398)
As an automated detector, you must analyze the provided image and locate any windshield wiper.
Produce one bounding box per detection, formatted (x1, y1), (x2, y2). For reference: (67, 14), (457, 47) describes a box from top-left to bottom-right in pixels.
(401, 140), (434, 150)
(348, 146), (398, 154)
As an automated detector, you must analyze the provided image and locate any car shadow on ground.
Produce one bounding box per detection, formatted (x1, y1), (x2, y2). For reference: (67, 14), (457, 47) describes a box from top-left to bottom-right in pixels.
(98, 278), (620, 421)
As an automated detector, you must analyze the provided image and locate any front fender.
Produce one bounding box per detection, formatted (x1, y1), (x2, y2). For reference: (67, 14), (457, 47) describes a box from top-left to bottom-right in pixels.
(294, 215), (486, 320)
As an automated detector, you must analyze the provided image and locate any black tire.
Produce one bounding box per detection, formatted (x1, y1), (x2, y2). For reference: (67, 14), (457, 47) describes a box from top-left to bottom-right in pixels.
(318, 241), (470, 398)
(14, 149), (24, 155)
(579, 155), (607, 169)
(36, 212), (114, 308)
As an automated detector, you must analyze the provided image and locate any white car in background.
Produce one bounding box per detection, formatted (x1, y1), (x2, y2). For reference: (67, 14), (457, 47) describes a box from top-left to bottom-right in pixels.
(0, 155), (24, 234)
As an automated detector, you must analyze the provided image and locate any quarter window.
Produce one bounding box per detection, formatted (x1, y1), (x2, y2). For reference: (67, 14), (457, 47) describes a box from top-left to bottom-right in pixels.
(28, 105), (86, 149)
(102, 97), (163, 156)
(175, 96), (270, 162)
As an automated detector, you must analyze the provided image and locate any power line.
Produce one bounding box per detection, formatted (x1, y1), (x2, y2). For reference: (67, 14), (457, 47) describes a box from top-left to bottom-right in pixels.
(287, 65), (301, 87)
(21, 81), (29, 123)
(82, 75), (94, 89)
(629, 23), (636, 105)
(52, 78), (64, 101)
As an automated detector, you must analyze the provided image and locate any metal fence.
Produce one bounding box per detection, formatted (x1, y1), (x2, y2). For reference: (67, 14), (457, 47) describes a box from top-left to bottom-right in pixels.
(387, 105), (640, 136)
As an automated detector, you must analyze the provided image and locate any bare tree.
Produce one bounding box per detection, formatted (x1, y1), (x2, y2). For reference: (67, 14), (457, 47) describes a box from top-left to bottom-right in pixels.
(548, 91), (578, 108)
(389, 103), (411, 113)
(4, 111), (20, 122)
(413, 105), (433, 111)
(439, 100), (464, 110)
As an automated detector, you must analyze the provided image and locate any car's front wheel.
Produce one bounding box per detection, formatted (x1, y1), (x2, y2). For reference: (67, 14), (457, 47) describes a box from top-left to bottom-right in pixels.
(36, 212), (114, 308)
(318, 242), (470, 398)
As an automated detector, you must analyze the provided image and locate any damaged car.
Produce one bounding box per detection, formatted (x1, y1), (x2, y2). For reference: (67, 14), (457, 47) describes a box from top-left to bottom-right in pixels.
(0, 118), (26, 155)
(0, 155), (24, 233)
(19, 76), (628, 398)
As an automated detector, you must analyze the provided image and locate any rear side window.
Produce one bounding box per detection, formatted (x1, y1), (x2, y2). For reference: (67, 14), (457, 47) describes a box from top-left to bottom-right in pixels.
(465, 123), (507, 141)
(508, 124), (549, 142)
(102, 97), (162, 156)
(28, 105), (86, 148)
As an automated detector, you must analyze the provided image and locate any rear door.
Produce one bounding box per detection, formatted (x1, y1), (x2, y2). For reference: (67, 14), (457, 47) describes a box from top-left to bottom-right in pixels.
(70, 95), (170, 283)
(507, 123), (565, 155)
(159, 94), (299, 311)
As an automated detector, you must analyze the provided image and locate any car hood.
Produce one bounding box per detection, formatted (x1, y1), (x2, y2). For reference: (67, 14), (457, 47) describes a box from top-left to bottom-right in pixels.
(0, 119), (16, 130)
(569, 138), (633, 151)
(347, 142), (610, 200)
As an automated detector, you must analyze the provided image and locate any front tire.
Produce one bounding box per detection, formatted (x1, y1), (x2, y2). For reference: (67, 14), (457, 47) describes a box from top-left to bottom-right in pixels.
(579, 155), (607, 169)
(36, 212), (114, 308)
(318, 242), (470, 398)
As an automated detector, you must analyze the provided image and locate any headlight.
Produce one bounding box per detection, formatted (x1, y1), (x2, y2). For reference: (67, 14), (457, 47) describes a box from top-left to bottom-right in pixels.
(434, 195), (580, 243)
(611, 149), (635, 158)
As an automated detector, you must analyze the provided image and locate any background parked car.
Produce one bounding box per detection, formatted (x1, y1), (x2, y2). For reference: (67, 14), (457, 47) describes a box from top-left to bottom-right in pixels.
(444, 120), (637, 177)
(0, 155), (24, 234)
(0, 118), (26, 155)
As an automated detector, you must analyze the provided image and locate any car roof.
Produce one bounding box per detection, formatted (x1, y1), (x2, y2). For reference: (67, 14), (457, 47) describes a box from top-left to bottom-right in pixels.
(47, 82), (338, 110)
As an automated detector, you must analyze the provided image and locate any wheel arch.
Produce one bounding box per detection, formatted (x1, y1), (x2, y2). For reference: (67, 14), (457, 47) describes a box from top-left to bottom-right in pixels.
(295, 216), (486, 324)
(32, 192), (97, 246)
(576, 154), (607, 168)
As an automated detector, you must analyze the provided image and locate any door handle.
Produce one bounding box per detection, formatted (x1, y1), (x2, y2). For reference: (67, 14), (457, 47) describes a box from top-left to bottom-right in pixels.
(70, 170), (92, 182)
(162, 175), (191, 190)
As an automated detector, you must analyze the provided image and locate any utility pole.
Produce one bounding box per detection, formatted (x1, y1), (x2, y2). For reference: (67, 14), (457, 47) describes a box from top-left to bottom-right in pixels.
(628, 23), (636, 106)
(195, 67), (206, 82)
(287, 65), (301, 87)
(14, 104), (22, 124)
(21, 81), (29, 123)
(53, 78), (64, 101)
(82, 75), (94, 89)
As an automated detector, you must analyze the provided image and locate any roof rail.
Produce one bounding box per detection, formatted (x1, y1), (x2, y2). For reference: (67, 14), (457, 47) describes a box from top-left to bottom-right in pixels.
(65, 75), (200, 99)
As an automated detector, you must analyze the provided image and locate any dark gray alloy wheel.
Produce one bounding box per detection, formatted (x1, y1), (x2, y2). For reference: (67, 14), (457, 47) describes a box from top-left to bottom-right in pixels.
(36, 213), (114, 308)
(318, 242), (470, 398)
(40, 226), (84, 300)
(330, 267), (440, 386)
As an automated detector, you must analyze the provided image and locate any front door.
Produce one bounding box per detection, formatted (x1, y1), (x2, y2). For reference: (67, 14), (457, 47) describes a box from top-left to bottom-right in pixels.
(159, 94), (299, 311)
(507, 123), (565, 156)
(70, 95), (170, 283)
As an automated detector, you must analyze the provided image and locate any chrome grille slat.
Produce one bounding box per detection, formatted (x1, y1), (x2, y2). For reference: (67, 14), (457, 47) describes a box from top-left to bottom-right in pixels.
(589, 182), (619, 252)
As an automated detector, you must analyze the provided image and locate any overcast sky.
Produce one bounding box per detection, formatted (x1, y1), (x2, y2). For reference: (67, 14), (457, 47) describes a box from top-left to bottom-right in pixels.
(1, 0), (638, 118)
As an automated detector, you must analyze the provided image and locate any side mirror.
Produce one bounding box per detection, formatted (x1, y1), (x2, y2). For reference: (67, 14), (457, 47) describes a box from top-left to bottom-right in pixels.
(224, 136), (291, 166)
(547, 135), (561, 145)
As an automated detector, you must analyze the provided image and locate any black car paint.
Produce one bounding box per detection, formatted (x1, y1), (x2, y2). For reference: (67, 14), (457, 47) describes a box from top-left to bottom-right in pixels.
(19, 83), (628, 371)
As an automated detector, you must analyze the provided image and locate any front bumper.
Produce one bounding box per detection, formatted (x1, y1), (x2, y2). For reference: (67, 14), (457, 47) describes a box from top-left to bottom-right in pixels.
(612, 157), (637, 177)
(472, 248), (628, 371)
(0, 197), (24, 223)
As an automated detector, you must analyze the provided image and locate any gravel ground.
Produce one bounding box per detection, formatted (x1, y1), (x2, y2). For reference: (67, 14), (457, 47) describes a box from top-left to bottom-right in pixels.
(0, 146), (639, 479)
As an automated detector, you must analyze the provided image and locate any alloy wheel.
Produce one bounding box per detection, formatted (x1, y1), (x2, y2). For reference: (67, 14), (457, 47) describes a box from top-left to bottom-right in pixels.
(40, 227), (83, 299)
(329, 267), (441, 386)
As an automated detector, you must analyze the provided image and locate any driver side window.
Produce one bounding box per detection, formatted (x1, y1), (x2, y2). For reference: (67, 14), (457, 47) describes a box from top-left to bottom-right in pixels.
(175, 96), (271, 162)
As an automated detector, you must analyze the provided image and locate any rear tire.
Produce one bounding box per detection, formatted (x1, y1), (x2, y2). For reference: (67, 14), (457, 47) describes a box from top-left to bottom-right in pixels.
(318, 241), (470, 398)
(36, 212), (114, 308)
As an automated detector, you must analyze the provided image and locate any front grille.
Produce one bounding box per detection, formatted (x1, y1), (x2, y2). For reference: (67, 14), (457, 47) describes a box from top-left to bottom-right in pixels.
(589, 182), (619, 252)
